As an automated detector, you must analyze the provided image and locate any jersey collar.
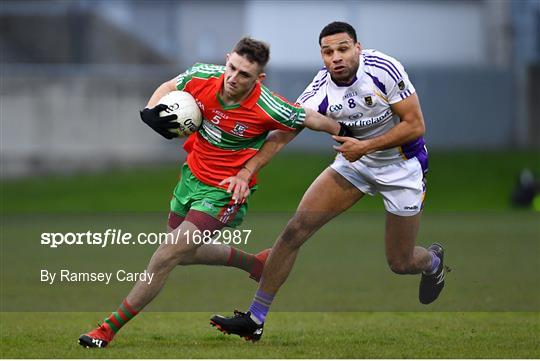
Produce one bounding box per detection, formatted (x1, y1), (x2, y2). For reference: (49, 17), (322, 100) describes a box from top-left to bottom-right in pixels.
(358, 51), (365, 76)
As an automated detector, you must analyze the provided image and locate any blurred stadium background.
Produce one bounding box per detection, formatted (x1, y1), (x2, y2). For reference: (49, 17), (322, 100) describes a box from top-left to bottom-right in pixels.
(1, 0), (539, 178)
(1, 1), (539, 357)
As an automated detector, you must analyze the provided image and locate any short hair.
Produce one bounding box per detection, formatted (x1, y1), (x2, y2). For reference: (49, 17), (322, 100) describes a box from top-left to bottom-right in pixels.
(319, 21), (358, 45)
(232, 37), (270, 69)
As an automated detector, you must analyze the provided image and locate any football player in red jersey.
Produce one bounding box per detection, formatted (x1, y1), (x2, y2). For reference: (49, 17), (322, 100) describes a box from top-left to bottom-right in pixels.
(78, 37), (347, 348)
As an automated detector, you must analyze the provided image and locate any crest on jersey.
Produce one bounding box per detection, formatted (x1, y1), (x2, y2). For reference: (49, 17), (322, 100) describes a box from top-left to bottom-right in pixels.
(364, 95), (375, 107)
(398, 80), (406, 91)
(231, 122), (248, 137)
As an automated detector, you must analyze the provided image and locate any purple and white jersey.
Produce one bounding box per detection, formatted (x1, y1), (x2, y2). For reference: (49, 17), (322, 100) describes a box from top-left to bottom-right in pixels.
(298, 49), (427, 170)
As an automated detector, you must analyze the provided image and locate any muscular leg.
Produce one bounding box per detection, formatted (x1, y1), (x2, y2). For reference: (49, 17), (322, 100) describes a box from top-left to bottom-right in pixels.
(176, 244), (232, 266)
(166, 213), (262, 272)
(210, 169), (438, 333)
(258, 167), (364, 295)
(81, 213), (258, 346)
(166, 227), (230, 266)
(126, 220), (201, 310)
(384, 211), (432, 274)
(166, 212), (231, 266)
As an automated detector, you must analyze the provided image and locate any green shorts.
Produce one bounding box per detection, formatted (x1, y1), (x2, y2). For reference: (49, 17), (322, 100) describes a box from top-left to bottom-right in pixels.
(170, 163), (256, 228)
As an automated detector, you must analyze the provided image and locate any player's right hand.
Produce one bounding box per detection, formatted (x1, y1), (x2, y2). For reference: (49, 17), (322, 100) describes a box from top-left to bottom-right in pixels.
(332, 136), (369, 162)
(219, 170), (251, 204)
(140, 104), (180, 140)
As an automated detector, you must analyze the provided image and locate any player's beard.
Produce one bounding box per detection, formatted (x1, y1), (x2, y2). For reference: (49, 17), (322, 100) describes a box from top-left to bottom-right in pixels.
(224, 82), (241, 100)
(223, 82), (253, 104)
(331, 60), (359, 85)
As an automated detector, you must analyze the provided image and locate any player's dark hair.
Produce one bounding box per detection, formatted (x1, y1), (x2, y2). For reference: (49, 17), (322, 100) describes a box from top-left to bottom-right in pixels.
(232, 37), (270, 70)
(319, 21), (358, 45)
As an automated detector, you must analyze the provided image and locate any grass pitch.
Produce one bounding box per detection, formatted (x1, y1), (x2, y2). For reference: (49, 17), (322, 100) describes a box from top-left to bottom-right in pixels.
(1, 312), (538, 358)
(1, 211), (538, 358)
(1, 151), (539, 358)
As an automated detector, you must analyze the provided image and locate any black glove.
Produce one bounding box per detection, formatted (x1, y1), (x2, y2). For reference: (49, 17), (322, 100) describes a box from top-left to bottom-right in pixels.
(140, 104), (180, 140)
(336, 122), (354, 143)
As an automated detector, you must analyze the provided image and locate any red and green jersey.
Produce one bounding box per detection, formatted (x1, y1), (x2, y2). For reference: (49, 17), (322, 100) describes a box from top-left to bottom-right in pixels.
(176, 63), (305, 189)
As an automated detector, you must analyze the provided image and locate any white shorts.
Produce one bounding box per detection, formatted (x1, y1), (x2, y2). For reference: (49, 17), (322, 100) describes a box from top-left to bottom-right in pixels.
(330, 154), (426, 216)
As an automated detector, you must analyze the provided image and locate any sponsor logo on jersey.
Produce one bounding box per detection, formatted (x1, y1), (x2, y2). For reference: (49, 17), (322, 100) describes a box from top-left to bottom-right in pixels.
(348, 112), (363, 120)
(231, 122), (248, 137)
(347, 109), (392, 128)
(211, 110), (229, 124)
(201, 120), (222, 143)
(342, 91), (358, 99)
(329, 104), (343, 112)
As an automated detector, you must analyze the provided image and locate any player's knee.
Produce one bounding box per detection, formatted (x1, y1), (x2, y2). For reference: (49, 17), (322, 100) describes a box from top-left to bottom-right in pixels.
(387, 258), (414, 275)
(152, 246), (191, 270)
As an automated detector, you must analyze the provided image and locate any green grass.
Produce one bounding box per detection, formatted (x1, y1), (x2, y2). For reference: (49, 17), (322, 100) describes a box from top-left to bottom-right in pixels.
(1, 312), (538, 358)
(1, 211), (538, 357)
(1, 150), (539, 358)
(2, 151), (539, 212)
(2, 212), (538, 312)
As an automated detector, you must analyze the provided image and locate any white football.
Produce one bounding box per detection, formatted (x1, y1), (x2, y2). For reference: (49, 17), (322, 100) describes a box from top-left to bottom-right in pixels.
(158, 91), (202, 137)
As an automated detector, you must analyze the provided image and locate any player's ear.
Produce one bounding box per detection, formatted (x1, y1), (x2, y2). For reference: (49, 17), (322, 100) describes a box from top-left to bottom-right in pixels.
(355, 42), (362, 54)
(225, 53), (230, 64)
(257, 72), (266, 83)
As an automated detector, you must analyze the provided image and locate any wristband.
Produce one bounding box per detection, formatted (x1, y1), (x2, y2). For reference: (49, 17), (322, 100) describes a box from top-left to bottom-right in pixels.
(338, 123), (354, 137)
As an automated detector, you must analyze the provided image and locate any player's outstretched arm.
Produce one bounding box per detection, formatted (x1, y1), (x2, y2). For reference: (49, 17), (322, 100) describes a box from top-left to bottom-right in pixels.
(146, 78), (178, 108)
(333, 93), (425, 162)
(303, 108), (342, 135)
(220, 129), (301, 202)
(244, 129), (301, 174)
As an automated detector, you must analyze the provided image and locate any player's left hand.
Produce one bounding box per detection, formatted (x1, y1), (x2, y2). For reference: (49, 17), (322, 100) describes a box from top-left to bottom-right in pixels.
(332, 136), (369, 162)
(219, 168), (251, 204)
(140, 104), (179, 139)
